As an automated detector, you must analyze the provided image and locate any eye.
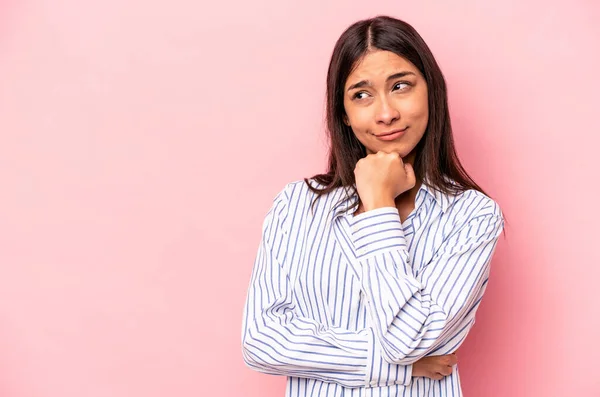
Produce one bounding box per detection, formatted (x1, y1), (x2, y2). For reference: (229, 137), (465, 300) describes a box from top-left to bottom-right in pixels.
(393, 81), (411, 91)
(352, 91), (370, 100)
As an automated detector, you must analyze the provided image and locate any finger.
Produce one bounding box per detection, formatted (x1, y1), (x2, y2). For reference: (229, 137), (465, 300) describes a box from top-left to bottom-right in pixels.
(404, 162), (416, 183)
(440, 354), (457, 366)
(432, 373), (444, 381)
(381, 150), (401, 158)
(385, 151), (403, 163)
(437, 366), (453, 376)
(447, 354), (458, 366)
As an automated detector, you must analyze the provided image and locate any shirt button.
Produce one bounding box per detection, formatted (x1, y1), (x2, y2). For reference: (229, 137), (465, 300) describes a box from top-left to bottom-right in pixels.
(370, 381), (377, 386)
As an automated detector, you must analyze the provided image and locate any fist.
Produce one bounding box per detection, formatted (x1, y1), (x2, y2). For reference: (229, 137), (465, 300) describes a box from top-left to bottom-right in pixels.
(354, 151), (416, 211)
(412, 353), (458, 380)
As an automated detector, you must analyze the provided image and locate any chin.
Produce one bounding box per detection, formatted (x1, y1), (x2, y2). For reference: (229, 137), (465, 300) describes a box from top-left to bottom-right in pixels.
(370, 143), (411, 157)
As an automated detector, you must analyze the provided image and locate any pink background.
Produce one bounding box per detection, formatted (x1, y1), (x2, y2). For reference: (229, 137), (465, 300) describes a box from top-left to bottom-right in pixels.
(1, 0), (599, 396)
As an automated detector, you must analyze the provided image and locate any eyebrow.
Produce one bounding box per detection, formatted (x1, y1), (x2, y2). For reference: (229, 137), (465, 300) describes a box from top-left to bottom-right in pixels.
(346, 71), (416, 92)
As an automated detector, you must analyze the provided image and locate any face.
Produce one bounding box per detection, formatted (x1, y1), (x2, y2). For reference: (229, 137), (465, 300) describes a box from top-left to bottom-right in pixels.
(343, 50), (429, 157)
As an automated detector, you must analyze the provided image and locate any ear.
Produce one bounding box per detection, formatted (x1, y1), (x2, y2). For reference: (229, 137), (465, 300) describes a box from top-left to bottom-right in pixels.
(343, 114), (350, 126)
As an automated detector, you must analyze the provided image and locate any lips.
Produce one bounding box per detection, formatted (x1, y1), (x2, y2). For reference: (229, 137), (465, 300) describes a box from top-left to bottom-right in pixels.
(371, 127), (408, 141)
(374, 127), (408, 137)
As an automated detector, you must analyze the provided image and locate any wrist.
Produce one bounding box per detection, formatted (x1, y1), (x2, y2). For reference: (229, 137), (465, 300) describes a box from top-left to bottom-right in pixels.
(363, 198), (396, 212)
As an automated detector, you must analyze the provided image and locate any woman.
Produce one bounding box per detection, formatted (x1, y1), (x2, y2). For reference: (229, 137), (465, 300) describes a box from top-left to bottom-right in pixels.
(242, 15), (504, 397)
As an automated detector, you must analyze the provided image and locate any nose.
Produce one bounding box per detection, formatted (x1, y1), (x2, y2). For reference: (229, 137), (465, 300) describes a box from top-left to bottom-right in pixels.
(375, 95), (400, 125)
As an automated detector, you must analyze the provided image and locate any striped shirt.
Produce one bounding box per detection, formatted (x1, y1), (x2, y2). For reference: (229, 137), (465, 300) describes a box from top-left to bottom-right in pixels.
(242, 178), (504, 397)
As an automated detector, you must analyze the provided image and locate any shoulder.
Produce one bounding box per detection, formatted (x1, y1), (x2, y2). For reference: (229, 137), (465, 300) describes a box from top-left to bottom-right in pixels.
(424, 176), (502, 221)
(272, 178), (342, 210)
(264, 179), (316, 223)
(270, 179), (316, 207)
(267, 178), (349, 226)
(444, 188), (504, 236)
(450, 189), (503, 219)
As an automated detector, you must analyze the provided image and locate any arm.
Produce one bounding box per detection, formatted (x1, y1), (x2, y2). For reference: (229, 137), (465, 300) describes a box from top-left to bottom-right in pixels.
(241, 187), (413, 388)
(349, 204), (504, 365)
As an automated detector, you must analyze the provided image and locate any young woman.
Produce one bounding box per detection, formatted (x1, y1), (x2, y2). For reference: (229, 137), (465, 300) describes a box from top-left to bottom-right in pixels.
(242, 15), (504, 397)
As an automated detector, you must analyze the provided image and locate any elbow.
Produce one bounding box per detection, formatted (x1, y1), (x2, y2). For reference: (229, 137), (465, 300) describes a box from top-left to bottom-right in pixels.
(242, 334), (264, 370)
(241, 339), (254, 368)
(382, 353), (417, 366)
(380, 349), (412, 365)
(376, 339), (407, 365)
(377, 336), (421, 365)
(241, 317), (267, 370)
(242, 331), (278, 373)
(380, 349), (423, 366)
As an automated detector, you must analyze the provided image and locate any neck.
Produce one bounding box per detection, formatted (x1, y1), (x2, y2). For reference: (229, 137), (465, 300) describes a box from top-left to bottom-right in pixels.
(396, 149), (421, 206)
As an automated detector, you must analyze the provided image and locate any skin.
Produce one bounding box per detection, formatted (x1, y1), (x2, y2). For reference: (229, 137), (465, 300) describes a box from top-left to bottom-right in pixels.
(343, 49), (428, 221)
(343, 49), (457, 379)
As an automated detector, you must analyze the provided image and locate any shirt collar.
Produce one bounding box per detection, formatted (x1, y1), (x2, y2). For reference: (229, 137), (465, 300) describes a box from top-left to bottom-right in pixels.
(331, 185), (359, 219)
(420, 177), (452, 213)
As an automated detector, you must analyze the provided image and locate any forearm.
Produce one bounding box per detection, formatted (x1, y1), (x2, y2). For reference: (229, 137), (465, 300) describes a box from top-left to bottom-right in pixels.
(242, 312), (413, 387)
(243, 196), (413, 387)
(349, 207), (502, 364)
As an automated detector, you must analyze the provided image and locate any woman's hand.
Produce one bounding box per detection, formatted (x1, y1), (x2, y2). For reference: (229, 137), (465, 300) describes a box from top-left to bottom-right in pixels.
(354, 151), (416, 212)
(412, 353), (458, 380)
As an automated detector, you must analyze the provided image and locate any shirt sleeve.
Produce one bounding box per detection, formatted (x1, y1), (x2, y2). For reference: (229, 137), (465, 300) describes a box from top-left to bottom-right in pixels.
(241, 186), (413, 388)
(347, 203), (504, 365)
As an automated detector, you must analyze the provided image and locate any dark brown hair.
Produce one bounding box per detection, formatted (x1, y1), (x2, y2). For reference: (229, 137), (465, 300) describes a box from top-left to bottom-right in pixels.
(304, 15), (489, 209)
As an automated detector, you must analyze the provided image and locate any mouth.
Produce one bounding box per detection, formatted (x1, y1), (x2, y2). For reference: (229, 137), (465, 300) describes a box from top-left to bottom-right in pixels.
(371, 127), (408, 141)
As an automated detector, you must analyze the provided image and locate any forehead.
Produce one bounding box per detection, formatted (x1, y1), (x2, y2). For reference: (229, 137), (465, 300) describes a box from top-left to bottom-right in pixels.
(346, 50), (419, 85)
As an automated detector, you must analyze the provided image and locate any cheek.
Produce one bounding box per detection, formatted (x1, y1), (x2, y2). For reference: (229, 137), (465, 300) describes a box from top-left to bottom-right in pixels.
(402, 95), (429, 123)
(408, 107), (428, 141)
(345, 107), (372, 132)
(410, 106), (429, 127)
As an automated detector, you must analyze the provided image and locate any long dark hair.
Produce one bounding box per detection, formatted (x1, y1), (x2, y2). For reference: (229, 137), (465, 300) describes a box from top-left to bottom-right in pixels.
(304, 15), (489, 210)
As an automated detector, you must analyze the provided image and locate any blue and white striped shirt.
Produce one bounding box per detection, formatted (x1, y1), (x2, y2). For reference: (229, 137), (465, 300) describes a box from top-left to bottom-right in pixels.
(242, 178), (504, 396)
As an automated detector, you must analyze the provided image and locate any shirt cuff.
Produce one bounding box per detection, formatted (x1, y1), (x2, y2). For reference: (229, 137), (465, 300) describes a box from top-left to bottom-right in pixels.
(348, 207), (407, 259)
(365, 328), (413, 387)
